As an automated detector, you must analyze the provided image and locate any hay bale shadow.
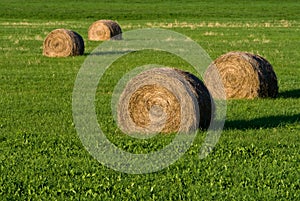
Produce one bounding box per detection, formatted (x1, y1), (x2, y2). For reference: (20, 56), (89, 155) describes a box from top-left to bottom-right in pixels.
(84, 50), (134, 56)
(278, 89), (300, 99)
(225, 113), (300, 130)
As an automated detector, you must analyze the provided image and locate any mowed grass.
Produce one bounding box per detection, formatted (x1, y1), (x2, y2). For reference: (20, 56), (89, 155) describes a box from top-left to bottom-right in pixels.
(0, 0), (300, 200)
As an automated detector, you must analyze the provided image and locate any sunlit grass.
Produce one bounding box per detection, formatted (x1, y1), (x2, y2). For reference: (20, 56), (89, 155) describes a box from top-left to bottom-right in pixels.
(0, 0), (299, 200)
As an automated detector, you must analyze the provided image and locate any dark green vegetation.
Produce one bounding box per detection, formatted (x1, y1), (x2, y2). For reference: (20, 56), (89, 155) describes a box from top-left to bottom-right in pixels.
(1, 0), (299, 200)
(1, 0), (300, 21)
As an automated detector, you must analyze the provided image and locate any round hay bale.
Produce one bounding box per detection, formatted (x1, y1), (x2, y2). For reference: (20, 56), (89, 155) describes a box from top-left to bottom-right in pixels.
(43, 29), (84, 57)
(204, 51), (278, 99)
(88, 20), (122, 41)
(117, 67), (213, 135)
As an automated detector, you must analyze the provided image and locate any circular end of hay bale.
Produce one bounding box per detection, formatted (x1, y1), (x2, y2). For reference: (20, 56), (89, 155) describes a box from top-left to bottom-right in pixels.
(88, 20), (122, 41)
(117, 67), (213, 135)
(43, 29), (84, 57)
(204, 51), (278, 99)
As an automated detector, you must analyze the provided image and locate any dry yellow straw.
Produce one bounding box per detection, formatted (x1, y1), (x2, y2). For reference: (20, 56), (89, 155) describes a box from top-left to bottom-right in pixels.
(117, 67), (213, 135)
(88, 20), (122, 41)
(43, 29), (84, 57)
(204, 51), (278, 99)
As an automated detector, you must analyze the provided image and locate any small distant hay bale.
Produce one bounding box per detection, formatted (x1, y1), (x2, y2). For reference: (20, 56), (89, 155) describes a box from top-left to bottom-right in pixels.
(204, 51), (278, 99)
(117, 68), (213, 135)
(43, 29), (84, 57)
(88, 20), (122, 41)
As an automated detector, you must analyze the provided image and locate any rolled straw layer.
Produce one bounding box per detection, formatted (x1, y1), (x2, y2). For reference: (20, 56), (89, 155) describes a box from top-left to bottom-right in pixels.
(88, 20), (122, 41)
(43, 29), (84, 57)
(204, 51), (278, 99)
(117, 68), (213, 135)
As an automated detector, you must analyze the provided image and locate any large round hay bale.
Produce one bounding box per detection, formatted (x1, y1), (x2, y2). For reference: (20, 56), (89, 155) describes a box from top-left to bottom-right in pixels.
(88, 20), (122, 41)
(204, 51), (278, 99)
(117, 68), (213, 135)
(43, 29), (84, 57)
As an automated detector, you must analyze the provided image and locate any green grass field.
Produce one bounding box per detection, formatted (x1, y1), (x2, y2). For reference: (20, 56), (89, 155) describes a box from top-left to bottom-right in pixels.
(1, 0), (299, 200)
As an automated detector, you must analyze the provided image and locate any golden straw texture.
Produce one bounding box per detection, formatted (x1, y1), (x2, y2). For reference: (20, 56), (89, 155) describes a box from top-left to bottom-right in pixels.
(117, 68), (213, 135)
(43, 29), (84, 57)
(204, 51), (278, 99)
(88, 20), (122, 41)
